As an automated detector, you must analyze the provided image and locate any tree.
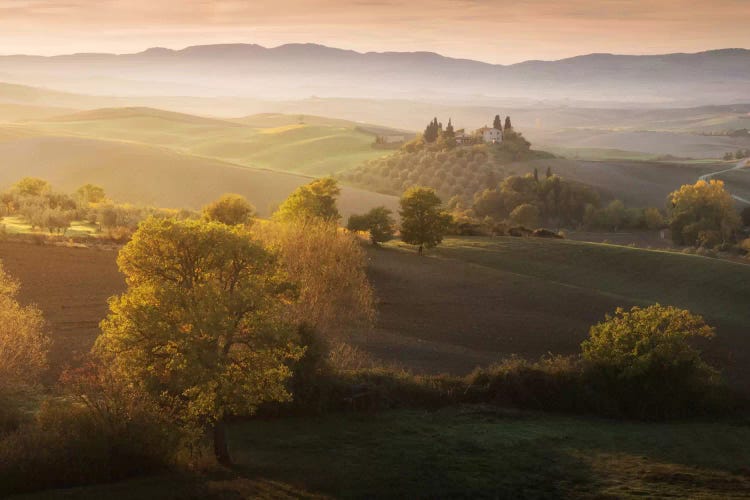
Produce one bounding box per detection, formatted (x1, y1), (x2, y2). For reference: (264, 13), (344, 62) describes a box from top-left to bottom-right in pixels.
(0, 262), (48, 392)
(668, 180), (740, 247)
(533, 168), (539, 182)
(347, 206), (396, 245)
(274, 178), (341, 223)
(603, 200), (627, 231)
(510, 203), (540, 228)
(14, 177), (50, 197)
(203, 193), (256, 226)
(76, 184), (106, 205)
(423, 117), (440, 143)
(253, 219), (374, 338)
(643, 207), (665, 230)
(444, 118), (455, 138)
(95, 218), (302, 465)
(504, 116), (512, 130)
(546, 167), (552, 179)
(399, 187), (452, 255)
(493, 115), (503, 130)
(581, 304), (719, 418)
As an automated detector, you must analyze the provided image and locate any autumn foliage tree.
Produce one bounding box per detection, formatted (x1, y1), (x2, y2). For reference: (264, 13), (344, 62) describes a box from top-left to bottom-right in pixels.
(399, 187), (452, 254)
(202, 193), (256, 226)
(0, 262), (48, 393)
(274, 178), (341, 223)
(668, 179), (740, 247)
(95, 218), (302, 464)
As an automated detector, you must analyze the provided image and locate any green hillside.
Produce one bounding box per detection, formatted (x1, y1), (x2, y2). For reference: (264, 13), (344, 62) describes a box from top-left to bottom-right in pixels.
(28, 108), (395, 175)
(0, 134), (398, 217)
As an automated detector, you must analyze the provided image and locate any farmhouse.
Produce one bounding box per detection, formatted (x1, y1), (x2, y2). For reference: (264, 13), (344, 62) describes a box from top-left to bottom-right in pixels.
(478, 126), (502, 143)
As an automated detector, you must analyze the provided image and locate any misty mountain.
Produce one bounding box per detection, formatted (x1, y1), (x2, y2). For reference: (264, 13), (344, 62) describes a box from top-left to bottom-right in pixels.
(0, 44), (749, 105)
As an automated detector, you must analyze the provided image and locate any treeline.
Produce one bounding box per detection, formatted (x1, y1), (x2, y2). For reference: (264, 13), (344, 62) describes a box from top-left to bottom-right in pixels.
(461, 169), (664, 233)
(0, 177), (196, 241)
(722, 148), (750, 161)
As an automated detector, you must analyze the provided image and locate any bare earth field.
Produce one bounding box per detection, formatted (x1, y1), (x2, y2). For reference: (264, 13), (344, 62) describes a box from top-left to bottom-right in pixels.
(4, 236), (749, 393)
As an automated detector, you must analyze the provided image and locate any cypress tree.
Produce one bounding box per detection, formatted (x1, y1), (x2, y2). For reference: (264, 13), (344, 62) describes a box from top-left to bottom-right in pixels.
(504, 116), (512, 130)
(493, 115), (503, 130)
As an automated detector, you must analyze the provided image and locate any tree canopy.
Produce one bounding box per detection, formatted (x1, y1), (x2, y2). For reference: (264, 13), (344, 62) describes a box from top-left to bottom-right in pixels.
(347, 206), (396, 245)
(95, 217), (301, 464)
(0, 262), (47, 393)
(203, 193), (256, 226)
(399, 187), (452, 254)
(668, 179), (740, 247)
(274, 178), (341, 223)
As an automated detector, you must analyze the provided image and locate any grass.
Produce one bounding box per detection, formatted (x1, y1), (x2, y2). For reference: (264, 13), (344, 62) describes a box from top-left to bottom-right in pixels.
(18, 407), (750, 499)
(413, 236), (750, 328)
(27, 108), (392, 176)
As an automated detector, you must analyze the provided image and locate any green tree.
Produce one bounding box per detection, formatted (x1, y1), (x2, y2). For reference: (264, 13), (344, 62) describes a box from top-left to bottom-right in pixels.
(14, 178), (50, 197)
(444, 118), (455, 138)
(347, 206), (396, 245)
(582, 304), (719, 418)
(274, 178), (341, 223)
(668, 180), (740, 247)
(95, 218), (301, 464)
(399, 187), (452, 255)
(510, 203), (540, 228)
(203, 193), (256, 226)
(493, 115), (503, 130)
(75, 184), (106, 204)
(603, 200), (627, 231)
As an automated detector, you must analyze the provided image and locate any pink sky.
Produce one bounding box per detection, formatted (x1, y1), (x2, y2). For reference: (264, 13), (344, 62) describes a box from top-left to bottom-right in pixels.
(1, 0), (749, 63)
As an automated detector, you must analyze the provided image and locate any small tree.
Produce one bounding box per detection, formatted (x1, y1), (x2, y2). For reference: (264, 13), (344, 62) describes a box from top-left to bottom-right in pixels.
(95, 218), (302, 465)
(203, 193), (256, 226)
(510, 203), (540, 228)
(493, 115), (503, 130)
(0, 262), (48, 392)
(14, 177), (50, 197)
(643, 207), (664, 230)
(76, 184), (106, 205)
(347, 206), (396, 245)
(504, 116), (512, 130)
(399, 187), (452, 255)
(274, 178), (341, 223)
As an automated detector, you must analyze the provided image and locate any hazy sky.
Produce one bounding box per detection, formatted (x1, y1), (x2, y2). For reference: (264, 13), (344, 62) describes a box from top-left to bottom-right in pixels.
(1, 0), (749, 63)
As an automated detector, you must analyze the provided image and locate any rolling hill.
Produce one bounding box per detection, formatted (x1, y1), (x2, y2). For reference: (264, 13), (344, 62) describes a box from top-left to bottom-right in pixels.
(26, 107), (396, 176)
(0, 134), (398, 217)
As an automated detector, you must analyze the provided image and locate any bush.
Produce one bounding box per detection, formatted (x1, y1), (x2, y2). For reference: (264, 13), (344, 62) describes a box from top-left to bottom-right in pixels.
(581, 304), (726, 419)
(0, 397), (180, 496)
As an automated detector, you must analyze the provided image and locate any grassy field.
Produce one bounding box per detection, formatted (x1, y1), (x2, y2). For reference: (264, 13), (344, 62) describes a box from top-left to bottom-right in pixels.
(15, 407), (750, 499)
(26, 108), (393, 176)
(0, 134), (398, 218)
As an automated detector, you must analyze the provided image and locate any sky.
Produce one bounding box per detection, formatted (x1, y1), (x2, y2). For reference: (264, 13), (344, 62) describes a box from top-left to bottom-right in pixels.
(1, 0), (749, 64)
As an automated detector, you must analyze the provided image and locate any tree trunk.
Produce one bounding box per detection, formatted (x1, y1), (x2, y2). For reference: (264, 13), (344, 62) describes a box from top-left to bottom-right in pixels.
(213, 418), (231, 466)
(418, 244), (423, 256)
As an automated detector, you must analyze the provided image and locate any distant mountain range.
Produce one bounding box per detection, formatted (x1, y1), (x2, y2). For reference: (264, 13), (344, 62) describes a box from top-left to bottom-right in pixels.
(0, 44), (749, 105)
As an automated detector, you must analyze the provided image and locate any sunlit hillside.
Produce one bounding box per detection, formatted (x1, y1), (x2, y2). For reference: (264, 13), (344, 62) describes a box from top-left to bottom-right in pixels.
(26, 107), (401, 175)
(0, 133), (398, 216)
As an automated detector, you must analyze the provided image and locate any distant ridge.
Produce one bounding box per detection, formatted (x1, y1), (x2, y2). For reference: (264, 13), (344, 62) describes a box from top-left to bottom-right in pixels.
(0, 44), (748, 104)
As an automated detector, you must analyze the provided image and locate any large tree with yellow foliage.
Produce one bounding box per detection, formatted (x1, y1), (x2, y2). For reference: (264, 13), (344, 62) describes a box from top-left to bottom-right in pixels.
(95, 217), (301, 464)
(668, 179), (740, 247)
